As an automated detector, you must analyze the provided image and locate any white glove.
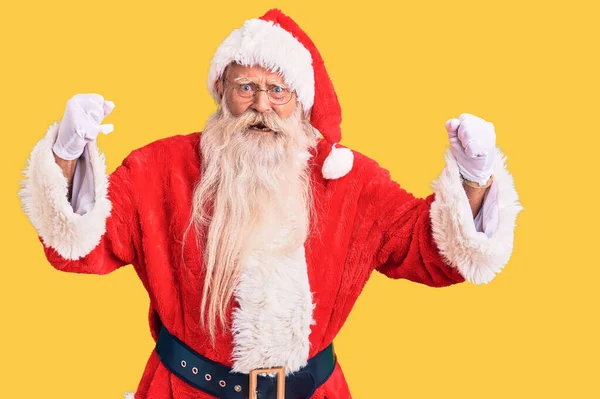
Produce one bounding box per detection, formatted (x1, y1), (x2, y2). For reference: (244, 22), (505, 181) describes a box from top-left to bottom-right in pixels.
(52, 93), (115, 160)
(445, 113), (496, 186)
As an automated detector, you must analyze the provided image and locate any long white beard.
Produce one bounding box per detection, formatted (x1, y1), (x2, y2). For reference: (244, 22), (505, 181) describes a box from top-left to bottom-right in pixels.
(186, 101), (317, 339)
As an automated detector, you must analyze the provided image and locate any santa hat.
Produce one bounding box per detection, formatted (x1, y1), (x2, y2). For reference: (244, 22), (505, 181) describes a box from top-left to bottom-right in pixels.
(207, 8), (354, 180)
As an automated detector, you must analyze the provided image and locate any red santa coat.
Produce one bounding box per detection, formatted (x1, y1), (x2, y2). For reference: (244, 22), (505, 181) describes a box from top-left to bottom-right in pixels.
(19, 122), (523, 398)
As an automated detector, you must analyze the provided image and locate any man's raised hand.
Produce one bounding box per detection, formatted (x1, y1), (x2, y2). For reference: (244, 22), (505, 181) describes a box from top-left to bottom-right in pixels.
(52, 93), (115, 161)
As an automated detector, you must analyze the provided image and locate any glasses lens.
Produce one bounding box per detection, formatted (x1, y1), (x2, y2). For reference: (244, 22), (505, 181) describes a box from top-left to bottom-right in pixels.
(236, 83), (255, 98)
(269, 88), (292, 104)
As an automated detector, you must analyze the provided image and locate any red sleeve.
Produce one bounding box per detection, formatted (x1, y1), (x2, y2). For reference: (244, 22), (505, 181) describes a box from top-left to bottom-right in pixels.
(370, 145), (523, 286)
(40, 160), (139, 274)
(371, 166), (466, 287)
(19, 122), (141, 275)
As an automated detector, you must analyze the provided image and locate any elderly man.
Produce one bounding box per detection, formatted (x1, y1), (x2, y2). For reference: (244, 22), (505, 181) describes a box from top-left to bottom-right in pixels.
(19, 8), (522, 399)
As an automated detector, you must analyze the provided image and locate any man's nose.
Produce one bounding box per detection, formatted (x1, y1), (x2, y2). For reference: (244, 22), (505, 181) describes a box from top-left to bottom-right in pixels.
(250, 90), (272, 114)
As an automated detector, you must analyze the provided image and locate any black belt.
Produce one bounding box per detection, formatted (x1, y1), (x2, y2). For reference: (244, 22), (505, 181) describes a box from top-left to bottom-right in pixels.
(155, 324), (336, 399)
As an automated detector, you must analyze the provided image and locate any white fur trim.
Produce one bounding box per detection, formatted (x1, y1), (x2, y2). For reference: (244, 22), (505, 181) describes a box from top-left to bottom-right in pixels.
(123, 392), (135, 399)
(430, 146), (523, 284)
(231, 217), (314, 375)
(18, 122), (112, 260)
(207, 18), (315, 113)
(322, 143), (354, 180)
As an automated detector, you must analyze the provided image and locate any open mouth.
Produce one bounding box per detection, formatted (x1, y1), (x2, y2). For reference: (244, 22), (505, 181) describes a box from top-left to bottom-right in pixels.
(248, 123), (273, 133)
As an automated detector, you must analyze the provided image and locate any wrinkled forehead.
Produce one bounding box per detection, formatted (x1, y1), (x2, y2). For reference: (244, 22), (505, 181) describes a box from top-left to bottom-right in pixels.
(223, 63), (287, 85)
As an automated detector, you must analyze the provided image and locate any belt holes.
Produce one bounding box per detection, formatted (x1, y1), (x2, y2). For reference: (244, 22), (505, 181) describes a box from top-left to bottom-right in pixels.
(192, 367), (198, 375)
(205, 374), (212, 381)
(180, 360), (186, 368)
(219, 380), (226, 387)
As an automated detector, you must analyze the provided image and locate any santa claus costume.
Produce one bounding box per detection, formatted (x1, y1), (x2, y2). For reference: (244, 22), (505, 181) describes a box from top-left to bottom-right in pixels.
(18, 8), (523, 399)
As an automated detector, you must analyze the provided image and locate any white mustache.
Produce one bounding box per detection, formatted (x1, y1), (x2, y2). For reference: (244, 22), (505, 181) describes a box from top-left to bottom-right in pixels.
(232, 110), (288, 134)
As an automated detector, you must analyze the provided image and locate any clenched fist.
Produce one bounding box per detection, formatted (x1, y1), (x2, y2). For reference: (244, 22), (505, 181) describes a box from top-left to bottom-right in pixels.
(52, 93), (115, 161)
(445, 113), (496, 186)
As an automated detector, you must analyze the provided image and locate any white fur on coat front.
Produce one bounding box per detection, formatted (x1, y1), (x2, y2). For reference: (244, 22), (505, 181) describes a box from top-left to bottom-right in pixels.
(18, 122), (112, 260)
(429, 146), (524, 284)
(231, 211), (315, 375)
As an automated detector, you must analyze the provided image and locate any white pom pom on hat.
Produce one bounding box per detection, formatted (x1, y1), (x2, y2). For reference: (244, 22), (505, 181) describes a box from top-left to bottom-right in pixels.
(322, 143), (354, 179)
(207, 8), (354, 180)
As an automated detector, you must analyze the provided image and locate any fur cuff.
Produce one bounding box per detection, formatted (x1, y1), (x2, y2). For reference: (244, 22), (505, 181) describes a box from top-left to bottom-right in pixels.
(18, 122), (112, 260)
(430, 146), (524, 284)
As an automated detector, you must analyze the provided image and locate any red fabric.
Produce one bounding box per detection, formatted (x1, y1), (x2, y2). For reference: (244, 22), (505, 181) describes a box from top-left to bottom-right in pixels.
(260, 9), (342, 145)
(40, 133), (464, 398)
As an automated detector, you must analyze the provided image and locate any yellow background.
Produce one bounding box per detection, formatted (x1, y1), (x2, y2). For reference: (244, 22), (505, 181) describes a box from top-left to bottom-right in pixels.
(1, 0), (598, 398)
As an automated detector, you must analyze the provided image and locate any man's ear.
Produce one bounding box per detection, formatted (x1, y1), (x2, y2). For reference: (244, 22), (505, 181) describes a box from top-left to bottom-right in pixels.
(214, 78), (224, 100)
(297, 101), (310, 120)
(215, 64), (232, 101)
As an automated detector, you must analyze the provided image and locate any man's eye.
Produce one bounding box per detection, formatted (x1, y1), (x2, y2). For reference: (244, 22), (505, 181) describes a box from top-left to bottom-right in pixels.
(240, 84), (252, 91)
(273, 86), (283, 93)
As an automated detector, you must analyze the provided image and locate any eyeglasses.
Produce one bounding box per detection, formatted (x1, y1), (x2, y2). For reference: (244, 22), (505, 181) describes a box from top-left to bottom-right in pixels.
(226, 79), (295, 105)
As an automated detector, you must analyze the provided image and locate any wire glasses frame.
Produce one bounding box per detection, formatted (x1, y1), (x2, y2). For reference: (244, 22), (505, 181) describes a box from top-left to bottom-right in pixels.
(225, 79), (295, 105)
